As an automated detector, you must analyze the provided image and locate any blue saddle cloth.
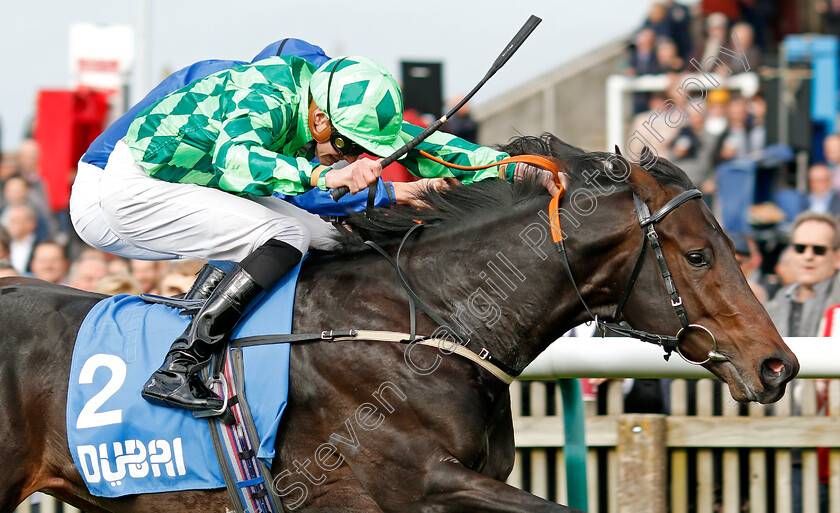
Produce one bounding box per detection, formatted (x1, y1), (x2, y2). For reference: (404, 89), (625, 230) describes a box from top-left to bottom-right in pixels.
(66, 263), (301, 497)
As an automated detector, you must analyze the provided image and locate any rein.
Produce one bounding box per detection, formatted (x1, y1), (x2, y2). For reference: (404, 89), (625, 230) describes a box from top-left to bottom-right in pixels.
(550, 187), (728, 365)
(417, 150), (561, 180)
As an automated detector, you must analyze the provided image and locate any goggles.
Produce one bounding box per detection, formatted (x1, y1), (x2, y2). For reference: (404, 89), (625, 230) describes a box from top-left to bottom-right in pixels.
(328, 125), (364, 156)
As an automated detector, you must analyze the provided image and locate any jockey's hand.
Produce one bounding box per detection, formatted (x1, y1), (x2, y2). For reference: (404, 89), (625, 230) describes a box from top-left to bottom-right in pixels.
(325, 159), (382, 194)
(392, 178), (456, 207)
(513, 162), (566, 196)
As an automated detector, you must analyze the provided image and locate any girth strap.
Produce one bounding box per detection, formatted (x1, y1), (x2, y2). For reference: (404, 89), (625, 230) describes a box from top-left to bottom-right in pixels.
(230, 330), (516, 384)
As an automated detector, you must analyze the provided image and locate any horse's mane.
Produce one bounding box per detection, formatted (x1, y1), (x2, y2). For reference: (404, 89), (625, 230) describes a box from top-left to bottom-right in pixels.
(327, 133), (694, 252)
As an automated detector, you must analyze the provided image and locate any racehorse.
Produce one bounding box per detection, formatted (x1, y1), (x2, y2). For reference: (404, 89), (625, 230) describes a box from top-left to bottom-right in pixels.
(0, 134), (798, 513)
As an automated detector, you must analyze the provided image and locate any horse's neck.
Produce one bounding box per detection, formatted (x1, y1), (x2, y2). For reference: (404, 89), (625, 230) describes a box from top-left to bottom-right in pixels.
(295, 203), (631, 373)
(396, 216), (583, 372)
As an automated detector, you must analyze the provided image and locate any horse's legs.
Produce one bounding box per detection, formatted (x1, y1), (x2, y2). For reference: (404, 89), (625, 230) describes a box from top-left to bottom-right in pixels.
(421, 463), (584, 513)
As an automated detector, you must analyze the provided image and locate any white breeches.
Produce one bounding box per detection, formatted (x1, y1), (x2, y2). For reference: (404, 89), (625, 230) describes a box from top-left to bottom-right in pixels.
(70, 140), (339, 262)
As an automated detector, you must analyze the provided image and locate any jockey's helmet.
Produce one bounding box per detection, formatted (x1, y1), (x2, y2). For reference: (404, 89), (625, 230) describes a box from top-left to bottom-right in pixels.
(309, 56), (405, 158)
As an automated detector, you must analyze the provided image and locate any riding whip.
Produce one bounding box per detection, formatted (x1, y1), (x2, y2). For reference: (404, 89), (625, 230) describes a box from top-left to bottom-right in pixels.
(330, 14), (542, 201)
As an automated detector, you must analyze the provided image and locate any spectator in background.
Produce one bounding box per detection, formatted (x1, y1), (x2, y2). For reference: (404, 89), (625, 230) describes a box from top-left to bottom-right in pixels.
(725, 22), (761, 72)
(663, 0), (693, 61)
(655, 37), (685, 74)
(4, 204), (41, 274)
(2, 175), (52, 241)
(68, 255), (108, 292)
(629, 91), (681, 162)
(821, 134), (840, 192)
(642, 3), (673, 40)
(730, 231), (769, 303)
(28, 240), (69, 284)
(12, 139), (53, 230)
(0, 156), (16, 190)
(740, 0), (775, 52)
(766, 212), (840, 337)
(159, 272), (196, 297)
(768, 245), (797, 300)
(802, 163), (840, 218)
(718, 96), (766, 163)
(627, 28), (661, 113)
(670, 109), (720, 194)
(107, 257), (131, 277)
(95, 274), (143, 296)
(766, 212), (839, 513)
(695, 12), (731, 74)
(130, 259), (168, 295)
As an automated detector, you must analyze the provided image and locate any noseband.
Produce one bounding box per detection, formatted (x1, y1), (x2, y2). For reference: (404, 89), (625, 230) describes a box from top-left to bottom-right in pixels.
(554, 188), (728, 365)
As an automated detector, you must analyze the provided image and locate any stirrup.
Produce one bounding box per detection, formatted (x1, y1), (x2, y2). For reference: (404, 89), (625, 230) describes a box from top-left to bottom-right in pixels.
(140, 293), (206, 315)
(192, 373), (235, 425)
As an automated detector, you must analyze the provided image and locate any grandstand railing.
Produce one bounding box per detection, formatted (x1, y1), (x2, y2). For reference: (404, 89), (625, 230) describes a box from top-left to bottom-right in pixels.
(605, 71), (761, 152)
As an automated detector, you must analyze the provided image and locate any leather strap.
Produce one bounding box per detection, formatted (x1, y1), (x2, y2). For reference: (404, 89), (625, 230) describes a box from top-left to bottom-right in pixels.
(229, 330), (516, 384)
(641, 189), (702, 227)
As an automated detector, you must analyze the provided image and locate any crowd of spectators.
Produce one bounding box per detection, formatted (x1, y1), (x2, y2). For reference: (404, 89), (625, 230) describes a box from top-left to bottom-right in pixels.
(0, 143), (210, 298)
(620, 0), (840, 323)
(599, 3), (840, 509)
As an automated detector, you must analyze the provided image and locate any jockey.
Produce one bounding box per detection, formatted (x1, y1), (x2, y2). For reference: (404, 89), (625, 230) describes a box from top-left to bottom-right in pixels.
(71, 52), (522, 414)
(73, 39), (397, 279)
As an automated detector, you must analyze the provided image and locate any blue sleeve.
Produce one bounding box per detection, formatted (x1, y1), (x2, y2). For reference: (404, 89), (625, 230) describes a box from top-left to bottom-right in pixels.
(274, 179), (395, 216)
(251, 38), (330, 66)
(81, 59), (245, 169)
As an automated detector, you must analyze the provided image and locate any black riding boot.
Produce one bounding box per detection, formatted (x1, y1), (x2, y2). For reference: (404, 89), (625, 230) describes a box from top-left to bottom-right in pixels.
(183, 263), (228, 300)
(142, 240), (303, 412)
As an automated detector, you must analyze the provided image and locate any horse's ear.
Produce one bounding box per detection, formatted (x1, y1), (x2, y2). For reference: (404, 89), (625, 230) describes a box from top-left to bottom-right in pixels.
(614, 145), (622, 156)
(621, 154), (669, 210)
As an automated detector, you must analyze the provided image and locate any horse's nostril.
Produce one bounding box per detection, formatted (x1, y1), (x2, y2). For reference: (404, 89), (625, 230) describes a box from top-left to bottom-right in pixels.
(765, 358), (786, 375)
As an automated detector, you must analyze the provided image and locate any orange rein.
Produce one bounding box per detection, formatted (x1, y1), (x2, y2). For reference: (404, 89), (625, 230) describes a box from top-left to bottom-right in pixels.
(417, 149), (566, 242)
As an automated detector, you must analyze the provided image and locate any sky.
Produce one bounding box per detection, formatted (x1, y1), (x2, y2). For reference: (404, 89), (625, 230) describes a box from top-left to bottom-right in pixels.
(0, 0), (654, 152)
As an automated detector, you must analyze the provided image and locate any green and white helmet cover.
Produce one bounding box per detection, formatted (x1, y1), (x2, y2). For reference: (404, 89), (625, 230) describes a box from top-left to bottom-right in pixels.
(310, 56), (405, 157)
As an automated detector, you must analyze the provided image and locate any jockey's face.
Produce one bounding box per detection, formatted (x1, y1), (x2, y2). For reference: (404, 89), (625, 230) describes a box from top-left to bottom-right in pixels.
(311, 107), (359, 166)
(315, 140), (359, 166)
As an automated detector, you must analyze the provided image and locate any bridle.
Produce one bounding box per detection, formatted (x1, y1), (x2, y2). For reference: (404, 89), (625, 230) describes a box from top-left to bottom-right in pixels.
(551, 187), (729, 365)
(365, 174), (727, 384)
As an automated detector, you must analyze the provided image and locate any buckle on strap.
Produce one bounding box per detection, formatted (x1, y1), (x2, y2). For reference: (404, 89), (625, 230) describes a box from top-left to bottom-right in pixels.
(478, 347), (490, 360)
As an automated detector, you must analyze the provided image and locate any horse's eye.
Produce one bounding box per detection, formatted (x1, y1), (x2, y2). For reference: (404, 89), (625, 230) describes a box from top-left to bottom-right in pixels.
(686, 251), (707, 267)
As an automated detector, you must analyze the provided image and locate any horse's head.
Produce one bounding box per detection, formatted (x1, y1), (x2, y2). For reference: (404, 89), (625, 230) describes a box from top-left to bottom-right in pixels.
(333, 134), (798, 403)
(601, 151), (798, 403)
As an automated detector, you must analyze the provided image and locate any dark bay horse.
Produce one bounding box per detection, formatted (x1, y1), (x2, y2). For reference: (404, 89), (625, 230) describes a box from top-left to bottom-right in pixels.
(0, 135), (798, 512)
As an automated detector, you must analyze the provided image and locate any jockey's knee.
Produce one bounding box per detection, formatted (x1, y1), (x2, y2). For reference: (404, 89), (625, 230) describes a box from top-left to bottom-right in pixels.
(252, 221), (310, 256)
